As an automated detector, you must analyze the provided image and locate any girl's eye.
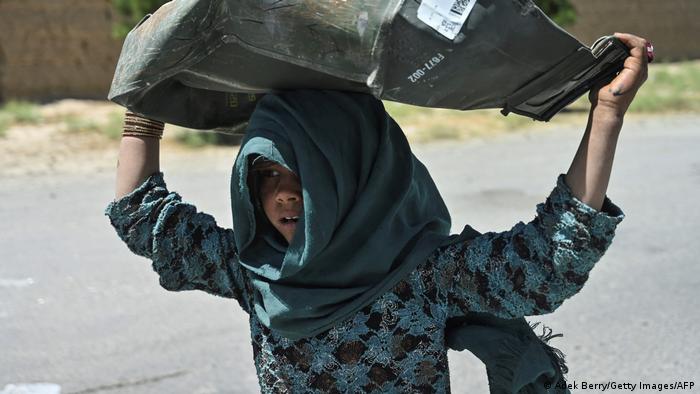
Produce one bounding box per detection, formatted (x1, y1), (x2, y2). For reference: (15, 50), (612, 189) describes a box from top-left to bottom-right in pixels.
(260, 169), (280, 178)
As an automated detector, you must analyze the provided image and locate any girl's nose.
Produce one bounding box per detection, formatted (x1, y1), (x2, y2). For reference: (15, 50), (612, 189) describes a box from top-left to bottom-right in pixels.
(275, 176), (301, 203)
(276, 189), (299, 203)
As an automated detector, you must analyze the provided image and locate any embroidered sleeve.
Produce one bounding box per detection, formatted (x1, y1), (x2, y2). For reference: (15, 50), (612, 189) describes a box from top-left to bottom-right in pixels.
(439, 173), (625, 319)
(104, 171), (250, 313)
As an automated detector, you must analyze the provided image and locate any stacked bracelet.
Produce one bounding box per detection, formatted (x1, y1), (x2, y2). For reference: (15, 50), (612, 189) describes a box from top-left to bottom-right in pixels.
(122, 111), (164, 139)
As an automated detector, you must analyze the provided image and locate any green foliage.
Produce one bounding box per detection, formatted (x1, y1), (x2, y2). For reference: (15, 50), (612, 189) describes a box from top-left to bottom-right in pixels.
(533, 0), (577, 27)
(60, 111), (128, 140)
(63, 115), (100, 134)
(104, 112), (128, 140)
(0, 100), (43, 125)
(629, 61), (700, 113)
(0, 113), (11, 138)
(112, 0), (170, 39)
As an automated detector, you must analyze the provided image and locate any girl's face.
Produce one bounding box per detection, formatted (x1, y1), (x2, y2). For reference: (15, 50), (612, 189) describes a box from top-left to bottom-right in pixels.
(254, 162), (303, 244)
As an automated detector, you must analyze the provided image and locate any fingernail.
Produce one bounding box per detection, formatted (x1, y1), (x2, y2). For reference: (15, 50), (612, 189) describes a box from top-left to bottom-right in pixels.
(612, 86), (624, 96)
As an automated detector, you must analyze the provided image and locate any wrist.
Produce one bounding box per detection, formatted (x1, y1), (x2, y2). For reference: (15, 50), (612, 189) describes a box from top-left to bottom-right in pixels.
(590, 104), (625, 128)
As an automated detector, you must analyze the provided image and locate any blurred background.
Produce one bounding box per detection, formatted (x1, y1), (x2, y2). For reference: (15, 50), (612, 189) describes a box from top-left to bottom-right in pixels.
(0, 0), (698, 162)
(1, 1), (699, 393)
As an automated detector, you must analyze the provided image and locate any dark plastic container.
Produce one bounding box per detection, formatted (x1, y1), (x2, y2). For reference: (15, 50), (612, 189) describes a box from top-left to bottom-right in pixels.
(108, 0), (629, 133)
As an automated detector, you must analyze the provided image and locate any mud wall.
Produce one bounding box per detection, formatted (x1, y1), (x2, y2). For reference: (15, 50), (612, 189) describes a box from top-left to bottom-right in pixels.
(0, 0), (698, 101)
(567, 0), (700, 61)
(0, 0), (123, 102)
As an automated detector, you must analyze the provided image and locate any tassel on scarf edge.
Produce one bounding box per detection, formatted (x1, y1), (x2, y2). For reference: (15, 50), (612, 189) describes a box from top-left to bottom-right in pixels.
(485, 334), (569, 394)
(529, 320), (569, 375)
(478, 320), (570, 393)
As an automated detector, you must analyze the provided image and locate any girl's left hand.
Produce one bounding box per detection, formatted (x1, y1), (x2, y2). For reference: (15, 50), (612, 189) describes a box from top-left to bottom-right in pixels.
(589, 32), (650, 117)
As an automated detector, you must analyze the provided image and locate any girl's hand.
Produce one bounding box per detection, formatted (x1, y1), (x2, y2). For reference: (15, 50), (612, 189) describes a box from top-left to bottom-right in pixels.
(589, 32), (650, 117)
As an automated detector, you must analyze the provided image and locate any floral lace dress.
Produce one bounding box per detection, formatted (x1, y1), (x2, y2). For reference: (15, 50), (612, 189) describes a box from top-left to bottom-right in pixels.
(105, 172), (624, 393)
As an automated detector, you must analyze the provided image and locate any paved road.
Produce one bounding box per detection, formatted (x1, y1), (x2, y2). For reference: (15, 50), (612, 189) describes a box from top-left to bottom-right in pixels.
(1, 114), (699, 393)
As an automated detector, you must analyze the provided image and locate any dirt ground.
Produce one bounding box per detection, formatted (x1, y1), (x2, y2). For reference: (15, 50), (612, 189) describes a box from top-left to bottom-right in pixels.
(0, 100), (236, 178)
(0, 97), (632, 179)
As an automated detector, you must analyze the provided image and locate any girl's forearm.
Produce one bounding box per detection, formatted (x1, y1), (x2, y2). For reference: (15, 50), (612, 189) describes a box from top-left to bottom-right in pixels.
(564, 107), (624, 212)
(114, 136), (160, 200)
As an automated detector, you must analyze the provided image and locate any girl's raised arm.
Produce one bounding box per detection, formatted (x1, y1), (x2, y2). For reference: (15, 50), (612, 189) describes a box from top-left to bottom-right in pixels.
(105, 112), (250, 314)
(440, 32), (649, 320)
(439, 174), (624, 320)
(114, 112), (162, 200)
(564, 32), (649, 212)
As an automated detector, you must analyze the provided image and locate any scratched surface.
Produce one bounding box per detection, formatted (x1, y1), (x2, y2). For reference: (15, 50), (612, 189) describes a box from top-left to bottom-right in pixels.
(108, 0), (607, 132)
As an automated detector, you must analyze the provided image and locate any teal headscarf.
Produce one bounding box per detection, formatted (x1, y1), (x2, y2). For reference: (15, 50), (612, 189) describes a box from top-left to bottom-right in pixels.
(231, 88), (451, 334)
(230, 89), (570, 394)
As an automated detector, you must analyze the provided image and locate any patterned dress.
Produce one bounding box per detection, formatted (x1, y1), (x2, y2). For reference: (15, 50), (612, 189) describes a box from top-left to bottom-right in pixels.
(105, 171), (624, 393)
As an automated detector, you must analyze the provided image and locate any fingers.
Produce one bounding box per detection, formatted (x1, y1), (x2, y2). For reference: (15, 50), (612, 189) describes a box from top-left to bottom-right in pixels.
(609, 32), (650, 96)
(610, 59), (642, 96)
(614, 32), (648, 65)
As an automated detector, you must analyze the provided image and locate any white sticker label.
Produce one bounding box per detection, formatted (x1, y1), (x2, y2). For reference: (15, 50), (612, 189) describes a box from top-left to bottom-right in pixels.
(417, 0), (477, 40)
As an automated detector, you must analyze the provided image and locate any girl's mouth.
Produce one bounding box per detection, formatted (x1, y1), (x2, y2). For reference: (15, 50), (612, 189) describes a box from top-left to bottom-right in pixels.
(279, 216), (300, 226)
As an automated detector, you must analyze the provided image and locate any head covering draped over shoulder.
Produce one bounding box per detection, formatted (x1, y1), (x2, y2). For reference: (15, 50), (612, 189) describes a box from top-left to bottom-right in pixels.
(230, 89), (570, 394)
(230, 89), (451, 337)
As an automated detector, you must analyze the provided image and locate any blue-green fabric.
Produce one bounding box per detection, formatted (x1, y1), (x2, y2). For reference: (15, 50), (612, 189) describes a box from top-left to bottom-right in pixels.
(230, 89), (452, 338)
(104, 166), (625, 393)
(230, 89), (571, 393)
(103, 88), (629, 392)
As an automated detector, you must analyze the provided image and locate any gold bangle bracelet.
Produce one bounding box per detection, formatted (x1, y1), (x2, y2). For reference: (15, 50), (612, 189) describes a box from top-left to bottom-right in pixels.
(122, 111), (165, 140)
(124, 117), (164, 128)
(124, 121), (164, 131)
(122, 126), (163, 135)
(124, 112), (165, 129)
(122, 135), (162, 140)
(122, 131), (162, 139)
(123, 125), (164, 134)
(122, 129), (162, 135)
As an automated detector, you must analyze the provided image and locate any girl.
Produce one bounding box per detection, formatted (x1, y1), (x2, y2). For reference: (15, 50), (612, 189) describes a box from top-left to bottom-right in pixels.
(106, 33), (649, 393)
